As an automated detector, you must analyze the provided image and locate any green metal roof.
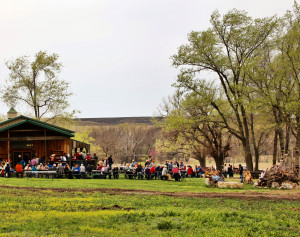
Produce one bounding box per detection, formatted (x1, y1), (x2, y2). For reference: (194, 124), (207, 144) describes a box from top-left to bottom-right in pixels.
(7, 107), (17, 113)
(0, 115), (75, 137)
(0, 115), (75, 134)
(71, 139), (91, 147)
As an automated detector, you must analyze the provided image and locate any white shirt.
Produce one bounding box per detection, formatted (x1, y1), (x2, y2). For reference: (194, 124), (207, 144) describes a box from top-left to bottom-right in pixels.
(80, 165), (86, 172)
(162, 167), (168, 176)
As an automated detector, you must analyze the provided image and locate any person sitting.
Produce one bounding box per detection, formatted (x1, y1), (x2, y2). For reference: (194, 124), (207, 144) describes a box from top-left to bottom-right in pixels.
(97, 163), (103, 170)
(150, 165), (156, 179)
(196, 166), (204, 178)
(260, 170), (265, 179)
(73, 164), (80, 179)
(101, 166), (105, 174)
(51, 164), (57, 171)
(161, 165), (171, 180)
(64, 164), (73, 179)
(212, 171), (225, 183)
(103, 165), (109, 173)
(57, 163), (64, 177)
(32, 164), (38, 178)
(24, 164), (32, 177)
(15, 163), (24, 178)
(20, 159), (26, 169)
(179, 161), (184, 169)
(80, 164), (86, 173)
(144, 165), (151, 180)
(172, 166), (181, 181)
(112, 166), (119, 179)
(136, 164), (143, 180)
(155, 165), (161, 179)
(187, 166), (194, 178)
(5, 163), (11, 178)
(86, 164), (93, 176)
(80, 164), (86, 178)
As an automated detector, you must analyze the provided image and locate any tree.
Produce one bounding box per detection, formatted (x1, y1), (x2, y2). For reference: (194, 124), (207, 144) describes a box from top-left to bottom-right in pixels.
(2, 51), (73, 120)
(172, 9), (277, 171)
(157, 87), (231, 170)
(277, 1), (300, 166)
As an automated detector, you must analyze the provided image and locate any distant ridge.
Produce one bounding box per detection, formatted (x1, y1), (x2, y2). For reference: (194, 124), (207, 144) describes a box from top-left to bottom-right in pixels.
(76, 116), (163, 125)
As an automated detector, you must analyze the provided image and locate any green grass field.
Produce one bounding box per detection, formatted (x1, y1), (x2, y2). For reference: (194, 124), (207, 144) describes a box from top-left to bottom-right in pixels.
(0, 177), (299, 237)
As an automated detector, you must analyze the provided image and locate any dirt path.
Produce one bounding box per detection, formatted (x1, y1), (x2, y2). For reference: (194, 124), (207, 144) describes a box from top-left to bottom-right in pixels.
(2, 185), (300, 201)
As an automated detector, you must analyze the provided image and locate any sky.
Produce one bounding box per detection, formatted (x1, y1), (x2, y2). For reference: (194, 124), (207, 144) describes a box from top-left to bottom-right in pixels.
(0, 0), (296, 118)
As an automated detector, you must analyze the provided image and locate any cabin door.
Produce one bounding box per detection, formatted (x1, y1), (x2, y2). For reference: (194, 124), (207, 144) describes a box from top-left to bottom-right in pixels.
(13, 151), (32, 167)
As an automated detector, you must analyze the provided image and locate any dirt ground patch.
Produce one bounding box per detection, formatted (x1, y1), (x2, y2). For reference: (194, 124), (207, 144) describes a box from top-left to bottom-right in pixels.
(1, 185), (300, 201)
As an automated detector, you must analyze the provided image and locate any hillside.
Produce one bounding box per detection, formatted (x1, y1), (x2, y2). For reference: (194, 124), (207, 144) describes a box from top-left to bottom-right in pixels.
(76, 116), (163, 125)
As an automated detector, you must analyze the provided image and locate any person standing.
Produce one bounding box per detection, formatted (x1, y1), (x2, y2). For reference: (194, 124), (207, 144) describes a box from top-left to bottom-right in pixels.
(108, 155), (113, 170)
(223, 164), (228, 178)
(239, 164), (244, 183)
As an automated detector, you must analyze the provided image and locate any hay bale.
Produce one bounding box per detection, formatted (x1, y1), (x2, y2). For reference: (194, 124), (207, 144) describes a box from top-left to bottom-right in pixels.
(218, 182), (243, 189)
(280, 182), (294, 190)
(271, 182), (280, 189)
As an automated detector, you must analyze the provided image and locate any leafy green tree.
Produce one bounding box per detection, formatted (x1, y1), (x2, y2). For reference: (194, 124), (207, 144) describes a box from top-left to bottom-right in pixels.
(157, 86), (231, 170)
(2, 51), (73, 121)
(277, 2), (300, 166)
(172, 9), (277, 171)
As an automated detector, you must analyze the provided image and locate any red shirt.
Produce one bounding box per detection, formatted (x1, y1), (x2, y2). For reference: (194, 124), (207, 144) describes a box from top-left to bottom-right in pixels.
(188, 167), (193, 175)
(16, 164), (23, 173)
(172, 167), (179, 174)
(150, 167), (156, 173)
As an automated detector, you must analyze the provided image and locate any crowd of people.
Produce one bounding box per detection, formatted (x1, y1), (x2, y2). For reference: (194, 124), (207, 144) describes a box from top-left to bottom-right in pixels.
(0, 152), (264, 183)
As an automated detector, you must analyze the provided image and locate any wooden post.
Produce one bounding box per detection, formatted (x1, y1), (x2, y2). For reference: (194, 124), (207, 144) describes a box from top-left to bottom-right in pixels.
(7, 130), (10, 163)
(44, 129), (47, 163)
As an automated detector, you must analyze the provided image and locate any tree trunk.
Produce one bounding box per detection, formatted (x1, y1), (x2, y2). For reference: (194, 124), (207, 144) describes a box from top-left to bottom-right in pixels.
(254, 146), (259, 171)
(199, 156), (206, 167)
(295, 123), (300, 177)
(214, 155), (223, 171)
(273, 130), (278, 165)
(285, 125), (291, 153)
(194, 153), (206, 167)
(278, 128), (285, 155)
(242, 139), (254, 171)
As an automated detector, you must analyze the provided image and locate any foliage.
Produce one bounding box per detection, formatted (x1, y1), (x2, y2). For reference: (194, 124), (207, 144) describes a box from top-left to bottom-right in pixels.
(156, 88), (231, 170)
(169, 2), (300, 171)
(74, 126), (95, 145)
(1, 51), (74, 121)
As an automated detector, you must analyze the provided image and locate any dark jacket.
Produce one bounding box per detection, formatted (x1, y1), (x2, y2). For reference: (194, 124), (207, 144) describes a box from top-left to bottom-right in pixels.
(108, 156), (113, 164)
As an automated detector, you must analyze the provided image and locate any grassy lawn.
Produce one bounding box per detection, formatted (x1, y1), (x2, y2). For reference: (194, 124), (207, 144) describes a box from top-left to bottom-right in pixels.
(0, 177), (299, 236)
(0, 175), (298, 194)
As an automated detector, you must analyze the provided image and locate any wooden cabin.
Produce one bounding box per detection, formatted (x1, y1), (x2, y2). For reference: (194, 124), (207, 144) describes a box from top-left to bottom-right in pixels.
(0, 108), (90, 166)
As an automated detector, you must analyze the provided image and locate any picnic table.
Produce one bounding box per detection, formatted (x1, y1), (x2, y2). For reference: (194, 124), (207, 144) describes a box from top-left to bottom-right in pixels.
(25, 171), (57, 180)
(91, 170), (115, 179)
